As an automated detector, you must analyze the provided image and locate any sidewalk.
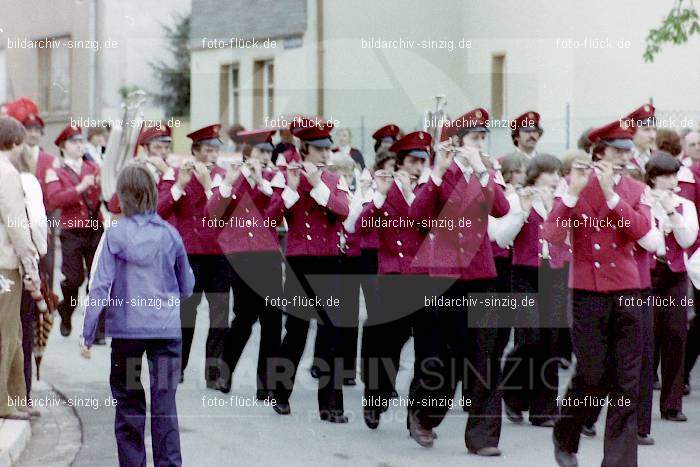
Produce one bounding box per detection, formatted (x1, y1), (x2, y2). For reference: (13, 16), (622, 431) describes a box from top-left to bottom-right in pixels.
(0, 417), (30, 467)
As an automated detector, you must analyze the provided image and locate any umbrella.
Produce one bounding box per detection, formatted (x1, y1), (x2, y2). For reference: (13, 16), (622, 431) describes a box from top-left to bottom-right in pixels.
(32, 272), (59, 380)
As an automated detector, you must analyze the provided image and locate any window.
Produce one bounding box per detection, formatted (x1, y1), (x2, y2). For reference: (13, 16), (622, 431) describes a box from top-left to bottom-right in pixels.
(219, 63), (240, 127)
(253, 59), (274, 126)
(37, 36), (71, 114)
(231, 65), (240, 124)
(491, 54), (506, 120)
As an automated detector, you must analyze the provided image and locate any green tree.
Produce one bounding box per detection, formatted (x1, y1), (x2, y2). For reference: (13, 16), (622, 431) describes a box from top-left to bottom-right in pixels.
(644, 0), (700, 62)
(150, 13), (191, 116)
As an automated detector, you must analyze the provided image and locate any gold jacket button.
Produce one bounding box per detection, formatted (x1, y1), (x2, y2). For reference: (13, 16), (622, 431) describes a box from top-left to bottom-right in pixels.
(306, 235), (312, 240)
(396, 240), (402, 246)
(398, 252), (404, 258)
(305, 222), (311, 228)
(248, 232), (253, 238)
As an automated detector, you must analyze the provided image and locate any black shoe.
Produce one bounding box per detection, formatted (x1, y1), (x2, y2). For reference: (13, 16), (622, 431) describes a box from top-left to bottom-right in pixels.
(343, 377), (356, 386)
(320, 411), (348, 423)
(94, 337), (106, 345)
(683, 383), (691, 396)
(653, 380), (662, 390)
(532, 419), (556, 427)
(553, 435), (578, 467)
(581, 424), (596, 437)
(363, 407), (380, 429)
(59, 308), (72, 336)
(661, 410), (688, 422)
(469, 447), (501, 457)
(310, 366), (320, 379)
(217, 374), (232, 394)
(272, 400), (291, 415)
(256, 389), (271, 401)
(504, 404), (524, 423)
(637, 434), (655, 445)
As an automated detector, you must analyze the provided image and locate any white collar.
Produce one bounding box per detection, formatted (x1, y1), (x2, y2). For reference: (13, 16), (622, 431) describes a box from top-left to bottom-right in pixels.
(28, 145), (40, 161)
(64, 157), (83, 172)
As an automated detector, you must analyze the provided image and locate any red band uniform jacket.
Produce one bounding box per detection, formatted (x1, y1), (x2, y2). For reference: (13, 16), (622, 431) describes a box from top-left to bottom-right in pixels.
(157, 165), (226, 255)
(359, 180), (427, 275)
(543, 174), (652, 292)
(46, 158), (103, 230)
(409, 160), (510, 281)
(266, 170), (350, 257)
(205, 167), (283, 254)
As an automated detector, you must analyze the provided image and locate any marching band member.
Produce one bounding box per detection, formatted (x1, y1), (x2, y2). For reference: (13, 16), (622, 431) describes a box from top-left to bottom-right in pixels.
(356, 132), (430, 430)
(407, 108), (510, 456)
(107, 123), (173, 214)
(683, 130), (700, 394)
(546, 120), (656, 467)
(625, 103), (657, 175)
(47, 124), (105, 341)
(208, 129), (284, 401)
(372, 124), (401, 155)
(493, 154), (564, 427)
(646, 153), (698, 422)
(157, 124), (230, 387)
(508, 111), (543, 160)
(266, 118), (350, 422)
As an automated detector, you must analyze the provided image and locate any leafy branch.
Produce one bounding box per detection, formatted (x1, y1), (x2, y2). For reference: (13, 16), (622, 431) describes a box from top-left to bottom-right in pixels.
(644, 0), (700, 62)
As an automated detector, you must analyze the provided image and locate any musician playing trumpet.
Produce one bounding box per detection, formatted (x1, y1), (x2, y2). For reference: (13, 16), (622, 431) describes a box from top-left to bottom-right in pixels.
(157, 124), (230, 387)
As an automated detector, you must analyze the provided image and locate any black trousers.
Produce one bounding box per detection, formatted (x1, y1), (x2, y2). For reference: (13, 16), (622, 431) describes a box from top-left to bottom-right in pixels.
(583, 288), (654, 437)
(361, 273), (427, 405)
(110, 338), (182, 467)
(493, 255), (513, 358)
(554, 289), (641, 467)
(411, 278), (503, 452)
(220, 250), (283, 392)
(180, 254), (231, 383)
(501, 263), (562, 423)
(274, 255), (345, 415)
(652, 263), (688, 412)
(58, 227), (104, 336)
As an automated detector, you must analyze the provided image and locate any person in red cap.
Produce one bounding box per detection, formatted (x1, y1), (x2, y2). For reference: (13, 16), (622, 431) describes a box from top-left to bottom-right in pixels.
(372, 124), (401, 154)
(47, 124), (105, 342)
(206, 128), (285, 400)
(106, 123), (173, 214)
(157, 124), (230, 387)
(407, 108), (510, 456)
(265, 117), (351, 422)
(355, 131), (432, 430)
(508, 111), (543, 159)
(625, 103), (657, 173)
(544, 119), (655, 467)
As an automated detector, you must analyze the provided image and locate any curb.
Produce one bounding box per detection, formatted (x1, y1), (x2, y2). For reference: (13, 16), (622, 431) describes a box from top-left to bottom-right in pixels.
(0, 418), (31, 467)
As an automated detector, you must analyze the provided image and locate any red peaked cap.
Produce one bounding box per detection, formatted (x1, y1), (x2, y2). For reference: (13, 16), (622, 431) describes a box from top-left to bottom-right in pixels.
(588, 119), (635, 150)
(237, 129), (276, 152)
(54, 124), (83, 147)
(623, 103), (656, 127)
(445, 107), (490, 138)
(372, 124), (401, 142)
(512, 111), (541, 130)
(5, 97), (44, 128)
(292, 118), (334, 148)
(138, 124), (172, 145)
(389, 131), (432, 159)
(187, 124), (222, 145)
